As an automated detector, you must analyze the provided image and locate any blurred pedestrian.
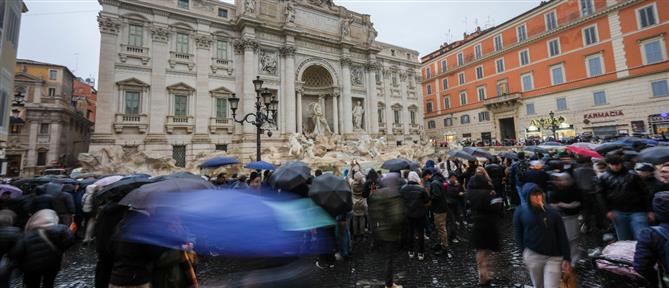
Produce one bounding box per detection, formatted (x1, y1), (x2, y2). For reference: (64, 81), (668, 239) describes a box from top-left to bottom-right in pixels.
(399, 171), (428, 261)
(429, 170), (450, 257)
(0, 210), (19, 288)
(597, 154), (652, 240)
(81, 184), (98, 244)
(634, 191), (669, 288)
(11, 209), (75, 288)
(548, 172), (583, 266)
(467, 167), (503, 286)
(350, 171), (367, 241)
(514, 184), (571, 288)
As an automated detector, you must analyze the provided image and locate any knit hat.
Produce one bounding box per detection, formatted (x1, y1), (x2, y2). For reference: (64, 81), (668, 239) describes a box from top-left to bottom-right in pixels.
(653, 192), (669, 223)
(408, 171), (422, 184)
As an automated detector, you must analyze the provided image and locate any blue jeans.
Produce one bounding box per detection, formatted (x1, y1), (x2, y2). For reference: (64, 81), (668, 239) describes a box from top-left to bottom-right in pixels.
(612, 211), (649, 241)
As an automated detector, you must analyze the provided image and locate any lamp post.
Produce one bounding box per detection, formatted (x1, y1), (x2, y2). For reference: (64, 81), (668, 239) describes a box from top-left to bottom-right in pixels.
(227, 76), (279, 161)
(538, 111), (564, 140)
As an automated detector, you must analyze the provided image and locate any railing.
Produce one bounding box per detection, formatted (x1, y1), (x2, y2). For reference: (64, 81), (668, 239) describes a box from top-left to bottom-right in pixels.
(209, 117), (233, 134)
(483, 92), (522, 106)
(126, 46), (145, 54)
(122, 115), (141, 122)
(172, 115), (190, 123)
(215, 58), (231, 65)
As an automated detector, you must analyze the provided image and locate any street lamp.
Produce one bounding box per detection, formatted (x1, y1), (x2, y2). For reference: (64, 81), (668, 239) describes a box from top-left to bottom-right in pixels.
(537, 110), (565, 140)
(228, 76), (279, 161)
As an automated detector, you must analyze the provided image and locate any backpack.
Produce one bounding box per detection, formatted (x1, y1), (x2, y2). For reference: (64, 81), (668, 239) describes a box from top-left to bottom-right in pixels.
(650, 226), (669, 273)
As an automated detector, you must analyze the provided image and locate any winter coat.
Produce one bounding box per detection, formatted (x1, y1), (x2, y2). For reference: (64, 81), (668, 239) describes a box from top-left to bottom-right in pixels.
(28, 194), (55, 214)
(399, 181), (429, 219)
(513, 183), (571, 261)
(52, 192), (75, 215)
(548, 183), (582, 217)
(82, 185), (97, 213)
(351, 177), (367, 216)
(445, 181), (463, 204)
(95, 203), (129, 256)
(466, 175), (499, 218)
(596, 167), (650, 213)
(634, 192), (669, 287)
(0, 210), (20, 256)
(485, 164), (505, 185)
(429, 177), (449, 213)
(152, 250), (195, 288)
(573, 166), (598, 195)
(9, 209), (74, 273)
(109, 211), (166, 286)
(523, 169), (550, 192)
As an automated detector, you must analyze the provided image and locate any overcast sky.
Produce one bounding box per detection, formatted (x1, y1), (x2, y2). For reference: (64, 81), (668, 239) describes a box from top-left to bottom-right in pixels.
(17, 0), (541, 85)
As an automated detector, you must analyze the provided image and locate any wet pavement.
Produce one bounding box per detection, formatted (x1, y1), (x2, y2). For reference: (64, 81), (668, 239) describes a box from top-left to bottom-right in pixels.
(10, 212), (640, 287)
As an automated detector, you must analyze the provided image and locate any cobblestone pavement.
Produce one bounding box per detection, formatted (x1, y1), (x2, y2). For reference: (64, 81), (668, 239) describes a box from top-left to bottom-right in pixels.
(11, 212), (641, 287)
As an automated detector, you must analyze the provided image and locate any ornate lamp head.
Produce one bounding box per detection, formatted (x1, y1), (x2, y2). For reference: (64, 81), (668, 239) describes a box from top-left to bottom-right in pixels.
(261, 88), (273, 106)
(228, 93), (240, 114)
(253, 76), (264, 92)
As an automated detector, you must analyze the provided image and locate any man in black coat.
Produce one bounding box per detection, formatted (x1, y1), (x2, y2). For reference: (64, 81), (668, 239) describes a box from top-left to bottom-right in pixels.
(430, 173), (450, 256)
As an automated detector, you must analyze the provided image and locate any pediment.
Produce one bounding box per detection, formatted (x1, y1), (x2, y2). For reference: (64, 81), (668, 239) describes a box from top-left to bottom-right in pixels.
(167, 82), (195, 93)
(14, 72), (43, 83)
(116, 78), (149, 88)
(210, 86), (234, 96)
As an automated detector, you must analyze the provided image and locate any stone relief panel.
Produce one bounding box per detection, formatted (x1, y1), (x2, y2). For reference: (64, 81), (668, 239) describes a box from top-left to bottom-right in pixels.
(351, 65), (364, 87)
(259, 0), (278, 17)
(256, 32), (283, 43)
(295, 39), (338, 54)
(259, 49), (279, 76)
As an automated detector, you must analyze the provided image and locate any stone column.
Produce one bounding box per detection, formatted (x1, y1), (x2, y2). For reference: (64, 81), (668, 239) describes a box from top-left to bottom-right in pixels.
(340, 56), (353, 134)
(382, 68), (393, 132)
(366, 60), (379, 134)
(296, 85), (303, 133)
(26, 122), (38, 169)
(280, 45), (297, 134)
(337, 92), (343, 135)
(194, 33), (213, 135)
(332, 94), (339, 134)
(241, 39), (259, 135)
(400, 71), (410, 135)
(48, 122), (62, 164)
(144, 24), (169, 136)
(93, 15), (121, 137)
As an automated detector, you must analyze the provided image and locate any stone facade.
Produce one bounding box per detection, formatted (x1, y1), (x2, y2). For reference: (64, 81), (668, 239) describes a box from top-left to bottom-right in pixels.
(92, 0), (423, 165)
(6, 60), (93, 177)
(421, 0), (669, 144)
(0, 0), (27, 175)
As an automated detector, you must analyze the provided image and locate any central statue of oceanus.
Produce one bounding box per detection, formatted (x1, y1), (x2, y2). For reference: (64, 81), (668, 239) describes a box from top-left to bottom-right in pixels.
(308, 102), (332, 136)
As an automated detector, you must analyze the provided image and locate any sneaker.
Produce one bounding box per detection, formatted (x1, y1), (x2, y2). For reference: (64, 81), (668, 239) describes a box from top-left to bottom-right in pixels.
(386, 283), (403, 288)
(417, 253), (424, 261)
(451, 238), (460, 244)
(424, 234), (430, 240)
(335, 252), (343, 261)
(408, 251), (415, 258)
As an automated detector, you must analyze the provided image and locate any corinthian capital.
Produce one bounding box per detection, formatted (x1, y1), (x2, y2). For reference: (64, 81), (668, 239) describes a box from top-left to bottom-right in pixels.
(195, 34), (213, 49)
(233, 38), (259, 54)
(150, 25), (170, 42)
(340, 57), (352, 66)
(279, 45), (296, 57)
(364, 61), (380, 72)
(98, 15), (121, 35)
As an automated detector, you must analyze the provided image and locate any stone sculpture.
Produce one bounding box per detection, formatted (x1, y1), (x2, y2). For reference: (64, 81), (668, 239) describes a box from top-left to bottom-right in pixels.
(352, 100), (365, 130)
(288, 132), (304, 157)
(244, 0), (255, 14)
(340, 14), (354, 38)
(285, 0), (296, 24)
(351, 66), (363, 86)
(367, 23), (378, 45)
(309, 102), (332, 136)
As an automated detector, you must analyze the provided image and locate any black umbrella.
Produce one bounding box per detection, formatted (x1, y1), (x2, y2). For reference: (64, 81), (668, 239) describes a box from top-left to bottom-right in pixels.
(595, 142), (627, 155)
(463, 147), (494, 159)
(199, 156), (239, 168)
(382, 159), (412, 171)
(309, 174), (352, 217)
(638, 146), (669, 165)
(498, 151), (518, 160)
(269, 161), (311, 191)
(95, 177), (155, 206)
(523, 146), (548, 154)
(150, 172), (203, 182)
(447, 150), (476, 161)
(119, 178), (214, 209)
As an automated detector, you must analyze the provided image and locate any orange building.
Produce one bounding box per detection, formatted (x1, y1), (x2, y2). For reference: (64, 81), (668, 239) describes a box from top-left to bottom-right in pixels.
(421, 0), (669, 144)
(73, 78), (97, 126)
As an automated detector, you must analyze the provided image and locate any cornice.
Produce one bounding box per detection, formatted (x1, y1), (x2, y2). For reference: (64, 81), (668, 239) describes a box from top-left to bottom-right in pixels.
(422, 0), (642, 83)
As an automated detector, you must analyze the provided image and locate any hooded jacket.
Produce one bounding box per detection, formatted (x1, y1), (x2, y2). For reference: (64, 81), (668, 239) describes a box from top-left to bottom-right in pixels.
(10, 209), (75, 273)
(513, 183), (571, 261)
(634, 192), (669, 287)
(596, 167), (650, 212)
(466, 175), (499, 218)
(429, 175), (448, 213)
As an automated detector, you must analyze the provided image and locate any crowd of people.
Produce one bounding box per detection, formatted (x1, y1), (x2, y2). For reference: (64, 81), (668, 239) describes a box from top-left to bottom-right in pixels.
(0, 143), (667, 288)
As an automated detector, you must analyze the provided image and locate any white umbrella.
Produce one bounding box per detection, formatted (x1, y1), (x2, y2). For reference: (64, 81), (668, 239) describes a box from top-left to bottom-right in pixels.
(94, 175), (124, 187)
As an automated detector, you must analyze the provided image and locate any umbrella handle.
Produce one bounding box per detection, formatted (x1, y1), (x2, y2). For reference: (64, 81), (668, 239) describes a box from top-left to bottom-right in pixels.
(183, 251), (199, 288)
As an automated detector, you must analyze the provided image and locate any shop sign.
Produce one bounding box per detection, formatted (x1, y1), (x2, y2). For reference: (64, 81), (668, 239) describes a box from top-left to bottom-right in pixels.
(649, 114), (669, 123)
(583, 110), (624, 120)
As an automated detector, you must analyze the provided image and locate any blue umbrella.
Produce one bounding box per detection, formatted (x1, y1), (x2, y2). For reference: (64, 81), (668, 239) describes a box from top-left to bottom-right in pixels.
(199, 156), (239, 168)
(244, 160), (276, 171)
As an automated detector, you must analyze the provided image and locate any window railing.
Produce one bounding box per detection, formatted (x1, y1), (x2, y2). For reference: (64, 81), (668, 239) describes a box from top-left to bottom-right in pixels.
(172, 115), (190, 123)
(122, 115), (141, 122)
(215, 58), (231, 65)
(114, 113), (148, 133)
